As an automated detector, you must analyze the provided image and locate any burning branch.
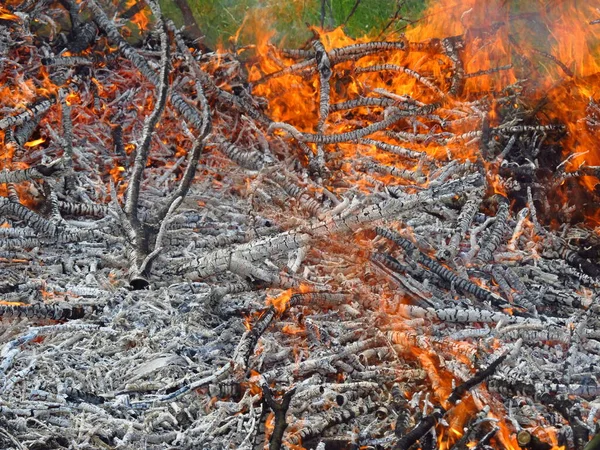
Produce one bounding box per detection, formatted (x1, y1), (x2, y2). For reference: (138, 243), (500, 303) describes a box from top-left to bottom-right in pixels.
(86, 0), (207, 133)
(1, 1), (600, 448)
(0, 98), (54, 130)
(394, 348), (514, 450)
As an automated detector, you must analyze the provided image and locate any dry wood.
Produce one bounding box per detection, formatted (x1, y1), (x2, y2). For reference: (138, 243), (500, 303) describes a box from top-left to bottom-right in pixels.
(1, 1), (599, 449)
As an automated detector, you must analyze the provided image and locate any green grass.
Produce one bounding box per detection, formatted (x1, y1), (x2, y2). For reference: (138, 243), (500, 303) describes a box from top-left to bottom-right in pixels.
(159, 0), (429, 49)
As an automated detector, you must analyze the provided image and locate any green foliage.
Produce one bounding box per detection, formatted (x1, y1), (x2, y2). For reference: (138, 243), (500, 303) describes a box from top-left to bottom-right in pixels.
(159, 0), (428, 49)
(327, 0), (427, 39)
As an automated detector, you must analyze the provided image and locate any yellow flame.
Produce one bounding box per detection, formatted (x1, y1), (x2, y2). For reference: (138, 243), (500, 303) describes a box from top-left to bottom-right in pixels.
(24, 138), (45, 148)
(0, 6), (19, 21)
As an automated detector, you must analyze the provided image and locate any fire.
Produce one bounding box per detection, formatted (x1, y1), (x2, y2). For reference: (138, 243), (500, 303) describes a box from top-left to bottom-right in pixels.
(243, 315), (251, 331)
(65, 91), (80, 106)
(264, 413), (275, 441)
(90, 77), (104, 95)
(414, 349), (453, 402)
(438, 398), (475, 449)
(130, 7), (151, 32)
(521, 2), (600, 209)
(0, 6), (19, 21)
(23, 137), (45, 148)
(0, 300), (27, 306)
(266, 288), (293, 314)
(124, 143), (136, 154)
(281, 323), (305, 335)
(109, 165), (125, 183)
(265, 284), (312, 314)
(40, 288), (55, 299)
(246, 0), (600, 225)
(0, 0), (597, 447)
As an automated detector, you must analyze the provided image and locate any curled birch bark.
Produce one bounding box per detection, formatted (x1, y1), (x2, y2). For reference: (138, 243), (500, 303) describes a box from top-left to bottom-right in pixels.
(86, 0), (206, 133)
(0, 98), (54, 130)
(0, 160), (64, 184)
(375, 227), (508, 308)
(474, 196), (509, 263)
(0, 302), (92, 320)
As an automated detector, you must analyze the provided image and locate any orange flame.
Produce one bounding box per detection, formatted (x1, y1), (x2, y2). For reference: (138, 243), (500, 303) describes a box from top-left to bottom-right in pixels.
(0, 300), (27, 306)
(109, 165), (125, 183)
(243, 315), (252, 331)
(0, 6), (18, 22)
(282, 323), (305, 335)
(130, 7), (151, 32)
(65, 91), (80, 106)
(266, 288), (293, 314)
(244, 0), (600, 224)
(265, 284), (312, 314)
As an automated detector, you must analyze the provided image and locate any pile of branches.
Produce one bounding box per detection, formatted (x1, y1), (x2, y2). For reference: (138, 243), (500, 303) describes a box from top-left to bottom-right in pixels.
(1, 1), (600, 449)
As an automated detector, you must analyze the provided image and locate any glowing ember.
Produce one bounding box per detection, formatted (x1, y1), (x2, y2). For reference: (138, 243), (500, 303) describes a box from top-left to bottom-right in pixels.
(0, 0), (599, 449)
(109, 165), (125, 182)
(0, 300), (27, 306)
(64, 92), (80, 106)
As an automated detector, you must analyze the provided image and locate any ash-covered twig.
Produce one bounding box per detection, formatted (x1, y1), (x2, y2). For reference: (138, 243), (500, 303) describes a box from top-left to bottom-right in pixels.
(355, 64), (445, 97)
(375, 227), (508, 308)
(41, 55), (93, 67)
(270, 108), (407, 144)
(86, 0), (206, 132)
(256, 40), (407, 84)
(532, 48), (574, 77)
(313, 40), (332, 133)
(330, 97), (395, 112)
(124, 15), (170, 228)
(0, 98), (54, 130)
(0, 302), (92, 321)
(233, 306), (276, 376)
(464, 64), (512, 78)
(359, 138), (425, 160)
(437, 190), (483, 260)
(0, 160), (64, 184)
(474, 195), (509, 263)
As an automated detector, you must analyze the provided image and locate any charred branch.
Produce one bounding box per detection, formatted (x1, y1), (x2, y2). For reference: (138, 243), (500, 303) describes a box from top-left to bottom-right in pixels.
(375, 227), (508, 308)
(0, 160), (64, 184)
(0, 98), (54, 130)
(395, 350), (510, 450)
(1, 2), (599, 449)
(261, 383), (296, 450)
(0, 302), (92, 320)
